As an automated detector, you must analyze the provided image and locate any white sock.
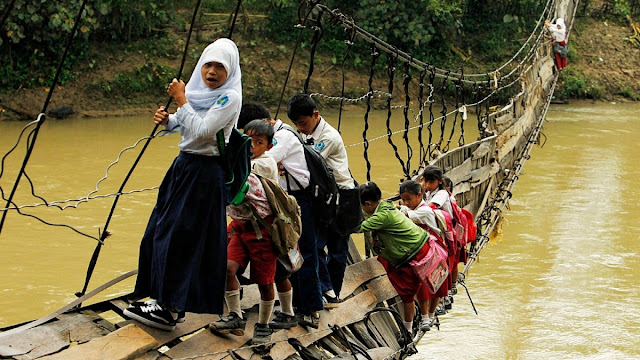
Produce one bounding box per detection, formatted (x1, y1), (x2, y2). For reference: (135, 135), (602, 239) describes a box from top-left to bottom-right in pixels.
(225, 289), (242, 318)
(278, 289), (294, 316)
(428, 312), (435, 320)
(324, 289), (337, 298)
(311, 311), (320, 319)
(404, 320), (413, 330)
(259, 299), (275, 324)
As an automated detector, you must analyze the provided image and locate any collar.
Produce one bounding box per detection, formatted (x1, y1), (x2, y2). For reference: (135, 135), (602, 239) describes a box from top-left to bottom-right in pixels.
(306, 116), (326, 141)
(274, 119), (284, 131)
(414, 199), (428, 209)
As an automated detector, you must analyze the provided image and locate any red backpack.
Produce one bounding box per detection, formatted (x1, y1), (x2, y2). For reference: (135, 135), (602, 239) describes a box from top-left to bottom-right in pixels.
(449, 197), (477, 247)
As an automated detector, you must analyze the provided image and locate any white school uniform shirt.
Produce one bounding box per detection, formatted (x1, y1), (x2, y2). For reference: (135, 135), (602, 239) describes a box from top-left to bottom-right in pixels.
(399, 200), (441, 235)
(266, 120), (310, 191)
(251, 153), (279, 183)
(303, 117), (356, 189)
(425, 189), (453, 217)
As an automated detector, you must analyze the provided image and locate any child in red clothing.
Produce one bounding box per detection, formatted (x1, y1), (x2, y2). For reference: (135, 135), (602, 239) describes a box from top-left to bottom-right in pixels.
(210, 119), (289, 344)
(398, 180), (448, 330)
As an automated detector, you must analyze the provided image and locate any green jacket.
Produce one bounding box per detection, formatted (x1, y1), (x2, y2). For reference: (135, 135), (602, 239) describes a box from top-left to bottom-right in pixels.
(357, 200), (428, 267)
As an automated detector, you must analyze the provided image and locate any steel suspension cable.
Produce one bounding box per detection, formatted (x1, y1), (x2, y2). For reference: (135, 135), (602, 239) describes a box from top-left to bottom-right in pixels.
(77, 0), (207, 297)
(273, 0), (319, 119)
(0, 0), (17, 31)
(337, 28), (357, 132)
(401, 62), (413, 177)
(0, 0), (90, 237)
(416, 69), (427, 168)
(384, 52), (408, 178)
(362, 45), (379, 182)
(303, 12), (324, 94)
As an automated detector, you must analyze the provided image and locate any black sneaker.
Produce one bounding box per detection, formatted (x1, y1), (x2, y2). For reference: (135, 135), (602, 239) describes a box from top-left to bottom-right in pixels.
(444, 296), (452, 310)
(269, 310), (298, 329)
(176, 311), (186, 323)
(123, 299), (177, 331)
(323, 294), (341, 309)
(252, 323), (274, 344)
(210, 312), (246, 336)
(296, 312), (319, 329)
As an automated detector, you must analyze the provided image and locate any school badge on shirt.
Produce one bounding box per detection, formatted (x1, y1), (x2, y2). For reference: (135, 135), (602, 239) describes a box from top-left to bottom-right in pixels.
(216, 95), (229, 106)
(314, 141), (325, 151)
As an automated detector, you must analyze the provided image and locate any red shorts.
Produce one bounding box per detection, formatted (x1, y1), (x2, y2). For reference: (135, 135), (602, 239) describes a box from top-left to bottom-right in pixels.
(378, 241), (447, 303)
(227, 217), (278, 286)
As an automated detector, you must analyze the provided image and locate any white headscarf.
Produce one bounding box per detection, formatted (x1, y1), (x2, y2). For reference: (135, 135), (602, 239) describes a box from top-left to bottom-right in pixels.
(185, 38), (242, 111)
(549, 18), (567, 43)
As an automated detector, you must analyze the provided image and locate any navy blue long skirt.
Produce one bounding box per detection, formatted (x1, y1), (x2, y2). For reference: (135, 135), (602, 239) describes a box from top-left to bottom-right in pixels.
(133, 151), (227, 313)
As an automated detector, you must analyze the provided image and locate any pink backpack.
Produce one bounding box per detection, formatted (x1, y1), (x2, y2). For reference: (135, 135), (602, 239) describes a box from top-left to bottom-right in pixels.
(409, 235), (449, 294)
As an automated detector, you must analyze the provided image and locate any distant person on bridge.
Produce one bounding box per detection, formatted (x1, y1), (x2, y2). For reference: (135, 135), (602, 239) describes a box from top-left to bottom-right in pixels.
(546, 18), (568, 71)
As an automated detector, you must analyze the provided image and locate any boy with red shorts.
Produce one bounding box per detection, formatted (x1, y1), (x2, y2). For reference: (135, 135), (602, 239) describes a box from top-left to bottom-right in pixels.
(210, 119), (285, 344)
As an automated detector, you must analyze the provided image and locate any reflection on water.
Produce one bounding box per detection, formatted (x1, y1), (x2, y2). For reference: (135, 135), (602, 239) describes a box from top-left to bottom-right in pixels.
(0, 102), (639, 359)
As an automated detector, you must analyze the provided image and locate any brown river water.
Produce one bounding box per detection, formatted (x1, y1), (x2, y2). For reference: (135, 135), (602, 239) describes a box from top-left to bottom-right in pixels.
(0, 102), (638, 359)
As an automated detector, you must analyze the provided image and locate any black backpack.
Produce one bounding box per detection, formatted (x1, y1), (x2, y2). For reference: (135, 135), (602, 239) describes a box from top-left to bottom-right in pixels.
(217, 128), (252, 206)
(282, 126), (338, 227)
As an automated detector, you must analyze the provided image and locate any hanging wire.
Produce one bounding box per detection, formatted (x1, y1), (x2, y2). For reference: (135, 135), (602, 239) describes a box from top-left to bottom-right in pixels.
(273, 0), (320, 119)
(401, 61), (414, 177)
(362, 45), (379, 182)
(436, 70), (450, 153)
(337, 27), (357, 132)
(227, 0), (243, 39)
(303, 11), (324, 94)
(384, 51), (408, 178)
(443, 71), (464, 152)
(458, 67), (467, 146)
(0, 0), (18, 31)
(416, 69), (428, 170)
(0, 0), (90, 237)
(77, 0), (206, 297)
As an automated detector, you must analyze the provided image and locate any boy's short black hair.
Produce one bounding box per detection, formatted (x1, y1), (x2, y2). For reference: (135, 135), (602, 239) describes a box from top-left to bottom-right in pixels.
(238, 102), (271, 129)
(286, 93), (316, 122)
(399, 180), (422, 196)
(244, 119), (275, 144)
(359, 182), (382, 204)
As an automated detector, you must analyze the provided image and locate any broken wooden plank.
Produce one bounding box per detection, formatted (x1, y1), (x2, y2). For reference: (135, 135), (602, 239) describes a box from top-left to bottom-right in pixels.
(0, 312), (113, 359)
(165, 276), (397, 360)
(39, 324), (156, 360)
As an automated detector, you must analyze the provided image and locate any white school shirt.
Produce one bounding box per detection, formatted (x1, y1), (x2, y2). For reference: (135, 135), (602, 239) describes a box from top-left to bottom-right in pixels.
(266, 120), (310, 191)
(164, 91), (240, 156)
(399, 200), (441, 235)
(425, 189), (453, 216)
(303, 117), (356, 189)
(251, 153), (279, 183)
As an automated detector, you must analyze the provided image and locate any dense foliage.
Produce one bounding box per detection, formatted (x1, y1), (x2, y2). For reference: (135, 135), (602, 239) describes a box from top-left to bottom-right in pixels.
(0, 0), (173, 89)
(1, 0), (638, 99)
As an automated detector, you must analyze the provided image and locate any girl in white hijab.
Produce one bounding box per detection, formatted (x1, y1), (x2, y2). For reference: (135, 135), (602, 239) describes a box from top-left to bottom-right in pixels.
(545, 18), (568, 70)
(125, 38), (242, 331)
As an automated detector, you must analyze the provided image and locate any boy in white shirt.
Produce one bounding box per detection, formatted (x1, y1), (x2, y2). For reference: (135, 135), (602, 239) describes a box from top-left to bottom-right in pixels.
(286, 94), (358, 307)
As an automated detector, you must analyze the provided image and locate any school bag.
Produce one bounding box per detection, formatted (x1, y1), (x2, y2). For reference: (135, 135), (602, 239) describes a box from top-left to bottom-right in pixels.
(409, 235), (449, 294)
(449, 197), (476, 247)
(249, 173), (302, 256)
(217, 128), (252, 206)
(281, 126), (339, 227)
(461, 207), (477, 244)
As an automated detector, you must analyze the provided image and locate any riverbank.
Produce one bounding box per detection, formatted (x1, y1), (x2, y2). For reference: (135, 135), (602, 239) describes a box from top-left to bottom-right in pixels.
(0, 11), (638, 121)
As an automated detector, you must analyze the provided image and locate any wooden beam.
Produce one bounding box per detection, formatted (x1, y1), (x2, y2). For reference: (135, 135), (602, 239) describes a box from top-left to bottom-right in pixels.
(39, 324), (156, 360)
